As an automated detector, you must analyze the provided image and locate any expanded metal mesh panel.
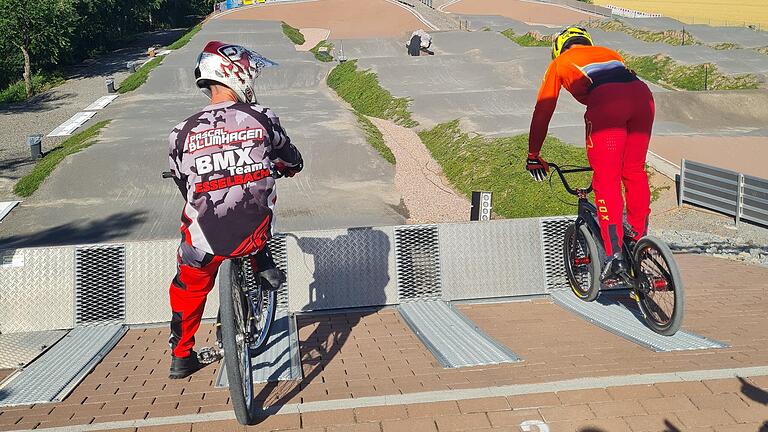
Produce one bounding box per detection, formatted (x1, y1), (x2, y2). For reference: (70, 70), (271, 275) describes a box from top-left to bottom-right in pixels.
(0, 330), (67, 368)
(439, 219), (547, 300)
(540, 217), (576, 291)
(0, 325), (126, 406)
(394, 225), (442, 302)
(551, 290), (728, 352)
(0, 246), (75, 333)
(75, 245), (126, 325)
(124, 239), (178, 325)
(268, 235), (289, 311)
(286, 227), (398, 312)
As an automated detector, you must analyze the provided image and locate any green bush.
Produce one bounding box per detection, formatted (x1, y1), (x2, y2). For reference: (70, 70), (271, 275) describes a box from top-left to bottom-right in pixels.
(418, 120), (592, 218)
(501, 29), (551, 47)
(310, 40), (334, 62)
(281, 22), (305, 45)
(14, 120), (111, 197)
(118, 56), (164, 94)
(0, 73), (65, 104)
(327, 60), (417, 127)
(168, 23), (202, 50)
(354, 112), (395, 164)
(622, 52), (760, 90)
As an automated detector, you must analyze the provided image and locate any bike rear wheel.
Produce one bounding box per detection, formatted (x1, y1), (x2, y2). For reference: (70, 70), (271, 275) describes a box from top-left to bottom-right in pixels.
(563, 222), (601, 302)
(633, 236), (684, 336)
(244, 257), (277, 352)
(219, 259), (257, 425)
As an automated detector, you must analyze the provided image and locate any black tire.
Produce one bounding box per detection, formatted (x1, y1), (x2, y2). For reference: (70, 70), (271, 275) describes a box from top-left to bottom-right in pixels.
(633, 236), (684, 336)
(244, 257), (277, 352)
(219, 259), (256, 425)
(563, 223), (601, 302)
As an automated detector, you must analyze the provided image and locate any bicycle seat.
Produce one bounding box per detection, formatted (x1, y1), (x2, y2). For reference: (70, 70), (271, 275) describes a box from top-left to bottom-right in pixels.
(258, 267), (285, 291)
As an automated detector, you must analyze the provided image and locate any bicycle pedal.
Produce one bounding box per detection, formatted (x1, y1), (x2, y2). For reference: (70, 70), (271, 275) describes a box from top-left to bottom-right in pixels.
(629, 290), (638, 301)
(197, 346), (224, 364)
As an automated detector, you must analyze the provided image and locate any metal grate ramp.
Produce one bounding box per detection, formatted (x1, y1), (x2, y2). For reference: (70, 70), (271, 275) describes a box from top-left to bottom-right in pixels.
(0, 330), (67, 369)
(398, 301), (520, 368)
(216, 311), (302, 387)
(0, 325), (126, 407)
(550, 290), (728, 352)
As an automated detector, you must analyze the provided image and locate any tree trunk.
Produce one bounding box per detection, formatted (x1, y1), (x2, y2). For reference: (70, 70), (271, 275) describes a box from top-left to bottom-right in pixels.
(20, 45), (32, 99)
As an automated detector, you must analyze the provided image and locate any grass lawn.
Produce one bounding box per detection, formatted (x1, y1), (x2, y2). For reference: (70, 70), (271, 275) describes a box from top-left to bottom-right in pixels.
(311, 40), (334, 62)
(281, 22), (305, 45)
(354, 112), (395, 164)
(117, 56), (164, 94)
(418, 120), (592, 218)
(168, 23), (203, 50)
(621, 52), (760, 90)
(327, 60), (417, 127)
(0, 73), (66, 104)
(14, 120), (111, 197)
(501, 29), (551, 47)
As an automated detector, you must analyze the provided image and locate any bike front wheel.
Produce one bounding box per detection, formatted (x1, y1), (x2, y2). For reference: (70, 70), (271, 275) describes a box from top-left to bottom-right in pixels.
(563, 222), (601, 302)
(633, 236), (684, 336)
(219, 259), (257, 425)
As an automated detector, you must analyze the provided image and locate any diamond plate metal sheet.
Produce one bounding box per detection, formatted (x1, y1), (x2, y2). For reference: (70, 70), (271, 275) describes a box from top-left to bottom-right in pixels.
(286, 227), (397, 312)
(0, 330), (67, 368)
(0, 325), (126, 406)
(124, 239), (219, 324)
(550, 290), (728, 352)
(439, 219), (547, 301)
(0, 246), (75, 333)
(75, 244), (126, 325)
(398, 301), (520, 368)
(395, 225), (442, 302)
(216, 311), (301, 387)
(540, 217), (576, 291)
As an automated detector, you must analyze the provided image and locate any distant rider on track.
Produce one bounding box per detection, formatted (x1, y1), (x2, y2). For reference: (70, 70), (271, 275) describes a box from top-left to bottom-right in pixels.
(166, 41), (303, 379)
(525, 27), (655, 280)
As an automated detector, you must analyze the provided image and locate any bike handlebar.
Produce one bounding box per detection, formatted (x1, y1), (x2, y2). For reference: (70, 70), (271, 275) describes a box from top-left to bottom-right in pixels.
(548, 163), (594, 196)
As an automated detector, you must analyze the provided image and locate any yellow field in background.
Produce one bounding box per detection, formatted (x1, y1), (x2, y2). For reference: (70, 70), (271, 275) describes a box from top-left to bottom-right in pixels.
(593, 0), (768, 29)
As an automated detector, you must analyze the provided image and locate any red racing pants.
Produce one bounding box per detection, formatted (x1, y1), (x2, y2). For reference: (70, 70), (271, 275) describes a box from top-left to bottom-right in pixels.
(169, 241), (276, 358)
(585, 80), (655, 256)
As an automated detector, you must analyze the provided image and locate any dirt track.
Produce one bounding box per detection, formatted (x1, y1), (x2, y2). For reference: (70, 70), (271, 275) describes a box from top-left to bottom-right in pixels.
(651, 136), (768, 178)
(219, 0), (426, 39)
(445, 0), (593, 26)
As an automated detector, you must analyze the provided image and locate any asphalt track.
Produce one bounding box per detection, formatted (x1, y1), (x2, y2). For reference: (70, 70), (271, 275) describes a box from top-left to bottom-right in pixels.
(0, 20), (405, 248)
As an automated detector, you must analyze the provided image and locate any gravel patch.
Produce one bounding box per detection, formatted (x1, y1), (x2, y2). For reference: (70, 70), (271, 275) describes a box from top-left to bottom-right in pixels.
(368, 116), (471, 223)
(297, 28), (331, 51)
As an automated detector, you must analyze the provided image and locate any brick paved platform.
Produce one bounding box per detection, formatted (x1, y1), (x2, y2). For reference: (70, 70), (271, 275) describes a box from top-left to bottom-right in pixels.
(0, 254), (766, 431)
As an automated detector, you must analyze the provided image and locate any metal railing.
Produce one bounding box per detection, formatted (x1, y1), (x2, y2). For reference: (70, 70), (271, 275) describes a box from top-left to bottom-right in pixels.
(679, 159), (768, 227)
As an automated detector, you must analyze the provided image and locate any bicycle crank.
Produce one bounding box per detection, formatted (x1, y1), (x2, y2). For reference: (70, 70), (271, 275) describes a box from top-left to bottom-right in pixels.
(197, 346), (224, 364)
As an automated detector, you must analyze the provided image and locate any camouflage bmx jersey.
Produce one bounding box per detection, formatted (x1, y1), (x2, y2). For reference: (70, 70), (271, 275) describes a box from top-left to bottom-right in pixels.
(169, 101), (303, 256)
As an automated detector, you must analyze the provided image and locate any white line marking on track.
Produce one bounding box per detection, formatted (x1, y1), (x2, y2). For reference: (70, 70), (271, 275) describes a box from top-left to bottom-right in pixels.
(47, 112), (96, 137)
(17, 365), (768, 432)
(83, 95), (119, 111)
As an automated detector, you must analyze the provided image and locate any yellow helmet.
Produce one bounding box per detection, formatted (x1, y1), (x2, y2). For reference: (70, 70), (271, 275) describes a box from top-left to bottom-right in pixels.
(551, 26), (593, 59)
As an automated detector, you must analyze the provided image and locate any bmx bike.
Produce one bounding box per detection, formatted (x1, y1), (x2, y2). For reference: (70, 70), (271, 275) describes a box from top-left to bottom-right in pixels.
(162, 171), (280, 424)
(548, 163), (684, 336)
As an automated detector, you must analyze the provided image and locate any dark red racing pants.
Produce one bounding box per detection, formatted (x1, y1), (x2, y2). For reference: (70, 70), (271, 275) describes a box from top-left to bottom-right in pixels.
(585, 80), (655, 256)
(169, 241), (275, 358)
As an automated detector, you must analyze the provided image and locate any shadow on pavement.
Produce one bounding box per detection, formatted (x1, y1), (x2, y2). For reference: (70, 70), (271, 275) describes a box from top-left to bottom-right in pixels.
(0, 91), (76, 114)
(0, 210), (147, 248)
(251, 228), (392, 422)
(739, 376), (768, 405)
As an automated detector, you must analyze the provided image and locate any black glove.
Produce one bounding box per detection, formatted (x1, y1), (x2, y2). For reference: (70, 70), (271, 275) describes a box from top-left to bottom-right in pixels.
(526, 154), (549, 182)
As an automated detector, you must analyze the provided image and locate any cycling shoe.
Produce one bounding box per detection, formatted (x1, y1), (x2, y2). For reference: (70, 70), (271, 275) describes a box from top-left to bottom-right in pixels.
(169, 350), (203, 379)
(600, 253), (628, 282)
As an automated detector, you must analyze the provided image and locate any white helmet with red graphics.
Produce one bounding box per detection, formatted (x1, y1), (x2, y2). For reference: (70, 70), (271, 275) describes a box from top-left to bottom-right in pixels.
(194, 41), (277, 104)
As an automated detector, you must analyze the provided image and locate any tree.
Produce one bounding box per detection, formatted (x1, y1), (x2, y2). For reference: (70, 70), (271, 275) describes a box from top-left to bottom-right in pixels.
(0, 0), (76, 98)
